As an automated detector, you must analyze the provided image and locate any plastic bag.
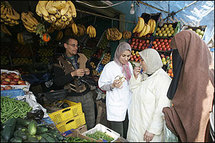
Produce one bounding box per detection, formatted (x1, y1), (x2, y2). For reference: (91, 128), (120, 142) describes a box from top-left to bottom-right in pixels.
(163, 120), (178, 142)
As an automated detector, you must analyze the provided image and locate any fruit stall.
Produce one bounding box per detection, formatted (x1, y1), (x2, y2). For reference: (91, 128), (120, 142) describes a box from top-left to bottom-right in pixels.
(1, 1), (214, 142)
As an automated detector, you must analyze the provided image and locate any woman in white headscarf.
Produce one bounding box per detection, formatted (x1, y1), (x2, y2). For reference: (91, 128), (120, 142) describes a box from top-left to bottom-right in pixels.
(98, 42), (133, 138)
(127, 48), (171, 142)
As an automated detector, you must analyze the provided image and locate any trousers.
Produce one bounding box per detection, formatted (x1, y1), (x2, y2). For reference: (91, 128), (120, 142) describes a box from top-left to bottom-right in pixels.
(65, 91), (95, 130)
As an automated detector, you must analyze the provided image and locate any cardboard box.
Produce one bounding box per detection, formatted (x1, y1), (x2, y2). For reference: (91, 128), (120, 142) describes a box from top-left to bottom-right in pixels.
(82, 123), (120, 142)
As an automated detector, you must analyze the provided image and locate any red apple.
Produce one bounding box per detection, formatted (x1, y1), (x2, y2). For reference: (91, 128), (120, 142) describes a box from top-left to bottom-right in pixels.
(142, 47), (145, 50)
(167, 48), (171, 51)
(159, 47), (162, 51)
(155, 39), (159, 42)
(155, 47), (159, 50)
(157, 41), (160, 45)
(135, 42), (138, 46)
(10, 73), (17, 77)
(139, 40), (142, 43)
(133, 55), (136, 59)
(161, 54), (165, 58)
(162, 45), (166, 48)
(160, 39), (164, 42)
(5, 85), (12, 90)
(139, 43), (143, 47)
(10, 81), (18, 85)
(4, 78), (11, 82)
(136, 39), (139, 42)
(158, 45), (162, 48)
(143, 43), (147, 47)
(152, 41), (156, 45)
(146, 40), (150, 44)
(128, 40), (131, 43)
(163, 48), (167, 51)
(151, 46), (155, 49)
(154, 44), (158, 47)
(161, 42), (165, 45)
(13, 75), (20, 79)
(131, 42), (135, 45)
(18, 80), (26, 85)
(138, 46), (141, 50)
(132, 38), (135, 42)
(130, 58), (134, 61)
(6, 75), (13, 79)
(165, 42), (169, 46)
(168, 39), (172, 43)
(142, 40), (145, 44)
(134, 45), (137, 49)
(164, 39), (168, 43)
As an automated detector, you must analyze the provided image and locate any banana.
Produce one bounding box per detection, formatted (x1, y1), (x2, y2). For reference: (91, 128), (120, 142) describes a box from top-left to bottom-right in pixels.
(26, 11), (38, 26)
(86, 26), (90, 34)
(50, 15), (56, 23)
(1, 4), (5, 14)
(1, 6), (7, 19)
(67, 1), (76, 18)
(151, 19), (156, 33)
(136, 17), (145, 33)
(117, 32), (122, 40)
(56, 31), (63, 41)
(37, 2), (49, 17)
(60, 1), (70, 16)
(138, 25), (147, 37)
(43, 15), (52, 23)
(52, 1), (66, 10)
(72, 23), (78, 35)
(65, 9), (72, 18)
(1, 24), (12, 36)
(36, 3), (43, 17)
(54, 11), (61, 18)
(19, 33), (25, 45)
(11, 8), (20, 20)
(61, 15), (67, 21)
(65, 21), (70, 25)
(46, 1), (58, 14)
(143, 24), (151, 36)
(132, 23), (139, 33)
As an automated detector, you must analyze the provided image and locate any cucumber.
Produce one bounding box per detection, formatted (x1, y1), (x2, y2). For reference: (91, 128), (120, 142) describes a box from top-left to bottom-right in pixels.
(26, 135), (39, 142)
(40, 133), (56, 142)
(16, 118), (31, 127)
(13, 130), (28, 140)
(2, 118), (16, 142)
(28, 120), (37, 135)
(36, 126), (48, 134)
(10, 137), (22, 142)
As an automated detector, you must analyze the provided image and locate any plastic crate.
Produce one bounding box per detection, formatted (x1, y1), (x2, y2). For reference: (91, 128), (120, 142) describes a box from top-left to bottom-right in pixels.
(49, 100), (83, 124)
(1, 89), (25, 98)
(82, 123), (120, 142)
(55, 112), (86, 133)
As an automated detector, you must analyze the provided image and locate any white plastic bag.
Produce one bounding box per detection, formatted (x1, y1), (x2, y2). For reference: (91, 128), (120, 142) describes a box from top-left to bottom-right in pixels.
(163, 120), (178, 142)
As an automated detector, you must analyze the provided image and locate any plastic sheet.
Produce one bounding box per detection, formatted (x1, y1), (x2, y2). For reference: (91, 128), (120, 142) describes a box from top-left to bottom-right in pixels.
(163, 120), (179, 142)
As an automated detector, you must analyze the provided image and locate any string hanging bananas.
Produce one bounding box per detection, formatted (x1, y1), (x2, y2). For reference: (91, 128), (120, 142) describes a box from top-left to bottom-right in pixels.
(36, 0), (77, 30)
(87, 25), (96, 38)
(1, 1), (20, 26)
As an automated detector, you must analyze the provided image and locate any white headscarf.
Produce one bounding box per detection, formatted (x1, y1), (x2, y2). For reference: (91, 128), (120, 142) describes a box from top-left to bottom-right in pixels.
(139, 48), (163, 75)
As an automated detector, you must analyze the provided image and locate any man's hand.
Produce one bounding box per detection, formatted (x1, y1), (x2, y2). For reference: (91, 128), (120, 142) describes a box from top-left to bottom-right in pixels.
(144, 130), (155, 142)
(71, 69), (85, 77)
(84, 68), (90, 75)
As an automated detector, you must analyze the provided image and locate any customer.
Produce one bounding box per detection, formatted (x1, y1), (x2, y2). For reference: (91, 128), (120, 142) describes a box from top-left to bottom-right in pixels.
(127, 48), (171, 142)
(98, 42), (133, 138)
(162, 30), (214, 142)
(53, 36), (95, 129)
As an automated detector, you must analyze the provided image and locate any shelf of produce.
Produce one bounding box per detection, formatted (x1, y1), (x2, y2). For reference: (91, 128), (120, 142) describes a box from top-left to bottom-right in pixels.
(181, 25), (206, 39)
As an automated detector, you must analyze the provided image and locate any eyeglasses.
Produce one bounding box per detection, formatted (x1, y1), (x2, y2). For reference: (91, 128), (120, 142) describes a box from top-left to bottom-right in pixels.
(67, 43), (80, 48)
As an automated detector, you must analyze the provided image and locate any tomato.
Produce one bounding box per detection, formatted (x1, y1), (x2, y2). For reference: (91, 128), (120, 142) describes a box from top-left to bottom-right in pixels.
(43, 33), (51, 42)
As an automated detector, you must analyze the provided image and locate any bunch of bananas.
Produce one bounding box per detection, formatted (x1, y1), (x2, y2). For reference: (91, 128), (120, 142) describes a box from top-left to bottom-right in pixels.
(87, 25), (96, 38)
(36, 1), (76, 30)
(77, 24), (86, 37)
(17, 33), (25, 45)
(1, 24), (12, 36)
(122, 31), (132, 39)
(101, 53), (111, 65)
(133, 17), (156, 38)
(1, 1), (20, 26)
(21, 11), (39, 33)
(70, 22), (78, 35)
(106, 28), (122, 41)
(55, 31), (63, 41)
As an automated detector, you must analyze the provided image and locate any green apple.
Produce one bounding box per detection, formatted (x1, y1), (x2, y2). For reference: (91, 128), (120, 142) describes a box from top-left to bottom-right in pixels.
(200, 30), (204, 35)
(164, 24), (168, 28)
(168, 24), (173, 28)
(159, 33), (163, 37)
(196, 29), (201, 34)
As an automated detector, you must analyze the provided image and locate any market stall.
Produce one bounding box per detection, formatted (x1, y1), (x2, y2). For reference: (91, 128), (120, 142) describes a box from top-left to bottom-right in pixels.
(1, 0), (214, 142)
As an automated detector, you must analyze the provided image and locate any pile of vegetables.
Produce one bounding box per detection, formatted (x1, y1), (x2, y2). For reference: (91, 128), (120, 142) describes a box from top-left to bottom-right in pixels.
(86, 131), (114, 142)
(1, 117), (66, 142)
(64, 136), (93, 142)
(1, 96), (32, 123)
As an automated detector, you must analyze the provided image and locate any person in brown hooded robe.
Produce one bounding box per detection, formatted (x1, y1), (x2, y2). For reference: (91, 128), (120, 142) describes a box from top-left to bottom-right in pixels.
(162, 30), (214, 142)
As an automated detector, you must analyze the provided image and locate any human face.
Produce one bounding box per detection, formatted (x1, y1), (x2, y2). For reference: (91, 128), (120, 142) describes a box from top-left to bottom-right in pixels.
(65, 38), (79, 57)
(119, 50), (131, 65)
(140, 58), (147, 72)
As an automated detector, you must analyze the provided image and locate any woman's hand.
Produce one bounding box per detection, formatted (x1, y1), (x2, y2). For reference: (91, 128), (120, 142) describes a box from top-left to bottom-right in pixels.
(133, 66), (141, 79)
(112, 79), (123, 88)
(144, 130), (155, 142)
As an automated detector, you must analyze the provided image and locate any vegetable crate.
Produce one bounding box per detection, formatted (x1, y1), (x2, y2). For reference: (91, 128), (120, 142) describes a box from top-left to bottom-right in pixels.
(49, 100), (83, 125)
(82, 123), (120, 142)
(55, 112), (86, 133)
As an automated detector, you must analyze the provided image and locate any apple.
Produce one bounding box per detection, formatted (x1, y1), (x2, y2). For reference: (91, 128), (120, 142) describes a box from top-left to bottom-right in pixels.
(151, 46), (155, 49)
(128, 40), (131, 43)
(159, 47), (162, 51)
(131, 42), (135, 45)
(155, 47), (159, 50)
(132, 38), (135, 42)
(138, 46), (141, 50)
(139, 40), (142, 43)
(164, 39), (168, 43)
(166, 45), (170, 49)
(4, 78), (11, 82)
(135, 42), (138, 46)
(158, 45), (162, 48)
(161, 42), (165, 45)
(157, 41), (160, 45)
(142, 47), (145, 50)
(152, 41), (156, 45)
(10, 73), (17, 77)
(5, 85), (12, 90)
(165, 42), (169, 46)
(10, 81), (18, 85)
(162, 45), (166, 49)
(160, 39), (164, 42)
(139, 43), (143, 47)
(136, 39), (139, 42)
(167, 48), (171, 51)
(155, 39), (159, 42)
(163, 48), (167, 51)
(13, 75), (20, 79)
(154, 44), (158, 47)
(18, 80), (26, 85)
(168, 39), (172, 43)
(146, 40), (150, 44)
(130, 58), (134, 61)
(6, 75), (13, 79)
(134, 45), (137, 49)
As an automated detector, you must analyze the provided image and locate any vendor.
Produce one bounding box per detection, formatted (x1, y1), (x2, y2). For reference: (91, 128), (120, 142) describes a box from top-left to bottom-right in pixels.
(53, 36), (95, 129)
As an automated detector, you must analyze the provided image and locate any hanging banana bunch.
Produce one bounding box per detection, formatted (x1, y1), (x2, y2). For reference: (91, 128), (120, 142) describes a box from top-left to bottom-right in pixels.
(17, 32), (25, 45)
(71, 22), (78, 35)
(1, 1), (20, 26)
(21, 11), (39, 33)
(55, 31), (63, 41)
(122, 31), (132, 39)
(1, 24), (12, 36)
(87, 25), (96, 38)
(76, 24), (86, 37)
(36, 0), (76, 30)
(106, 28), (122, 41)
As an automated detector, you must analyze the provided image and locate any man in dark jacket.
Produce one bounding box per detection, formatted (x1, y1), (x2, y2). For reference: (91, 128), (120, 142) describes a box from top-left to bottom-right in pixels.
(53, 36), (95, 129)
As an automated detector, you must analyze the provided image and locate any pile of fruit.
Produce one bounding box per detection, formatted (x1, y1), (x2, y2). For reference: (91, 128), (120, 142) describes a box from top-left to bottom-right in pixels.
(12, 58), (33, 65)
(187, 27), (205, 39)
(36, 1), (76, 30)
(1, 72), (27, 86)
(86, 25), (96, 38)
(160, 54), (173, 78)
(81, 48), (94, 59)
(133, 17), (156, 38)
(0, 1), (20, 26)
(130, 50), (141, 62)
(130, 38), (150, 50)
(152, 38), (172, 52)
(155, 23), (175, 37)
(106, 28), (122, 41)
